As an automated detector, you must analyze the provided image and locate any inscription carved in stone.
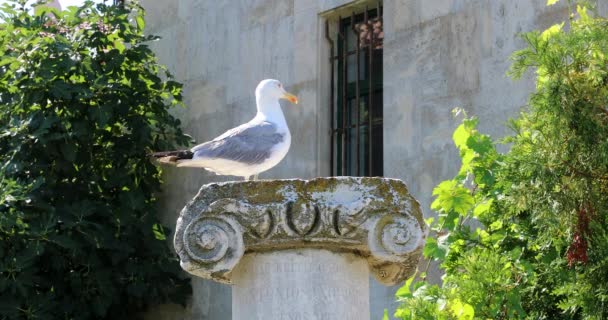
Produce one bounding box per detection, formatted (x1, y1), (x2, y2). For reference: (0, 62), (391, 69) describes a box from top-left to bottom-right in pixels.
(174, 177), (425, 285)
(231, 249), (369, 320)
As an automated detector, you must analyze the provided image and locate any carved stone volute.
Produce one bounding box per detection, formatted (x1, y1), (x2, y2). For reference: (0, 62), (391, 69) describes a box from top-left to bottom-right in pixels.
(174, 177), (426, 285)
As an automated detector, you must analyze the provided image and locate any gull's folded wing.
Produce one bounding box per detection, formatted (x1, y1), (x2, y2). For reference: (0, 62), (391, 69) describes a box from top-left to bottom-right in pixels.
(190, 121), (284, 165)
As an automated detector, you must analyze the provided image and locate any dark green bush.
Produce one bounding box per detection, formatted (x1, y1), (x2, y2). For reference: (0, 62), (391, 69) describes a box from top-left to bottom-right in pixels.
(0, 1), (191, 318)
(394, 3), (608, 320)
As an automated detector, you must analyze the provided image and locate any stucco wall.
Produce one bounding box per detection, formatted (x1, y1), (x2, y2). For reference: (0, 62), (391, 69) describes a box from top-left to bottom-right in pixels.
(141, 1), (606, 319)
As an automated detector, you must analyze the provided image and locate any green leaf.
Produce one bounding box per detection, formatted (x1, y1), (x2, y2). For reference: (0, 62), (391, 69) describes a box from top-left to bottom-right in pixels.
(90, 105), (113, 128)
(152, 223), (167, 240)
(449, 299), (474, 320)
(458, 149), (475, 177)
(423, 237), (447, 260)
(489, 220), (503, 231)
(60, 143), (77, 162)
(506, 291), (526, 317)
(0, 57), (16, 67)
(114, 40), (126, 53)
(136, 15), (145, 31)
(577, 5), (589, 22)
(452, 123), (470, 149)
(49, 234), (81, 249)
(34, 5), (61, 17)
(396, 276), (415, 298)
(466, 134), (492, 155)
(382, 309), (390, 320)
(546, 0), (559, 5)
(50, 81), (74, 100)
(540, 23), (563, 41)
(473, 199), (493, 218)
(432, 181), (474, 215)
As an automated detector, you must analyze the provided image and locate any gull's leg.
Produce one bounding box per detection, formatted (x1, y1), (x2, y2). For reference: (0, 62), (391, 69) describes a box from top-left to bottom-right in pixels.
(253, 174), (259, 181)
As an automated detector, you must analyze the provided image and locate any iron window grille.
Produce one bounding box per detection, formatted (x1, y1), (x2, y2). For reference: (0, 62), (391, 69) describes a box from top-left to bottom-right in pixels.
(326, 5), (383, 177)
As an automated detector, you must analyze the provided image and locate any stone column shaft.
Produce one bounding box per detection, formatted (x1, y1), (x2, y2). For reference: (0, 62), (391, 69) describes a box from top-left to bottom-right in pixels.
(232, 249), (369, 320)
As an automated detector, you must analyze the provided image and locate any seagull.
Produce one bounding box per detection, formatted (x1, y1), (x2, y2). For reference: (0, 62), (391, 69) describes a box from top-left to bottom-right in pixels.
(152, 79), (298, 181)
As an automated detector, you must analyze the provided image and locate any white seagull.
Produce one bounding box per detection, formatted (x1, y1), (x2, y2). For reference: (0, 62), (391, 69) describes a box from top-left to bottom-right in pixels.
(152, 79), (298, 181)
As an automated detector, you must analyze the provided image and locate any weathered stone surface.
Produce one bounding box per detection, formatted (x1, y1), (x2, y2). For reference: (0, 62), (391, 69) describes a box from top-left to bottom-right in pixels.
(232, 249), (369, 320)
(174, 177), (425, 286)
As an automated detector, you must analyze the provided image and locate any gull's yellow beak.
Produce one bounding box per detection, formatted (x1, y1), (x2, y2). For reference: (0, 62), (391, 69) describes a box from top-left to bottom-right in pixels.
(281, 91), (299, 104)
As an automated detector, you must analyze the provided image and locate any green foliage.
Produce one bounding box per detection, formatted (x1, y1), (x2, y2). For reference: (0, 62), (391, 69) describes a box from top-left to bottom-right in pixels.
(395, 5), (608, 320)
(0, 1), (192, 318)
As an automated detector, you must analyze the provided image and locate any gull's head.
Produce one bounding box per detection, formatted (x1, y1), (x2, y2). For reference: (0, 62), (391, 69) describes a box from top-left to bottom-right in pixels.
(255, 79), (298, 105)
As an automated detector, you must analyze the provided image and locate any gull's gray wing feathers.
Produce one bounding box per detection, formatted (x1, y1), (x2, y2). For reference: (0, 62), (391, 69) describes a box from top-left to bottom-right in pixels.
(191, 121), (284, 165)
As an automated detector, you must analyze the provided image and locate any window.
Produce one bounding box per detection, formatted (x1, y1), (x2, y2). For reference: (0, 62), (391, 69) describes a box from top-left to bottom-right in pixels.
(326, 5), (383, 177)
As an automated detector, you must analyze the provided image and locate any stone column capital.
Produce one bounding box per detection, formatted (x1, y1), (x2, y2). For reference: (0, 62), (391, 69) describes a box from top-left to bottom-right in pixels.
(174, 177), (425, 285)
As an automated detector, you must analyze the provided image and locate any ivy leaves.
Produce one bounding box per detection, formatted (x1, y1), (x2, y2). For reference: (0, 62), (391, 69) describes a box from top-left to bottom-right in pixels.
(0, 1), (191, 319)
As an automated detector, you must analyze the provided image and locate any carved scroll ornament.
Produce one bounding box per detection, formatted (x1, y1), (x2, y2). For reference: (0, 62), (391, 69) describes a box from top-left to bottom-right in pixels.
(174, 177), (425, 285)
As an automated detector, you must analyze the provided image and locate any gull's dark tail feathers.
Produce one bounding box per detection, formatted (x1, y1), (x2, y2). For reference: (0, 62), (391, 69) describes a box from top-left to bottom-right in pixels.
(150, 150), (193, 165)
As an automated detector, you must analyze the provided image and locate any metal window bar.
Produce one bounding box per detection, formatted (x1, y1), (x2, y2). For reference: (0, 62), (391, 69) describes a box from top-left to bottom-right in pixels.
(325, 20), (335, 177)
(338, 17), (347, 176)
(325, 5), (383, 177)
(365, 7), (372, 177)
(351, 12), (361, 176)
